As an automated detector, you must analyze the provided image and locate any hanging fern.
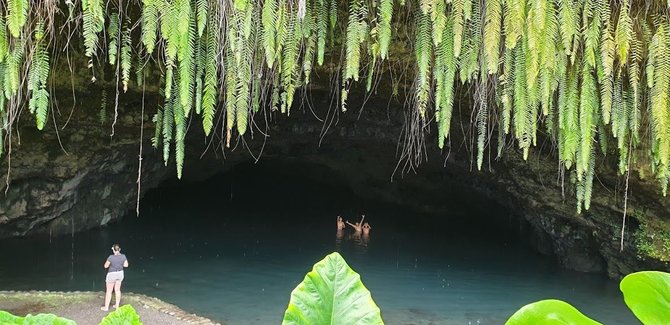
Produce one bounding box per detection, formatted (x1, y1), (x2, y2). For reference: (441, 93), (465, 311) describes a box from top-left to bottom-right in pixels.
(0, 16), (7, 63)
(484, 0), (502, 74)
(262, 0), (278, 66)
(378, 0), (393, 60)
(28, 22), (50, 130)
(202, 11), (219, 136)
(141, 0), (159, 54)
(196, 0), (208, 37)
(649, 21), (670, 194)
(82, 0), (105, 57)
(344, 0), (368, 82)
(415, 10), (432, 118)
(121, 26), (132, 92)
(7, 0), (28, 38)
(108, 15), (120, 65)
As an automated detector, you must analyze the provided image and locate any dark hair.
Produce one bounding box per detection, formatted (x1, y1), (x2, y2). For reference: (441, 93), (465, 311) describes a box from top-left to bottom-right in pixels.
(112, 244), (121, 252)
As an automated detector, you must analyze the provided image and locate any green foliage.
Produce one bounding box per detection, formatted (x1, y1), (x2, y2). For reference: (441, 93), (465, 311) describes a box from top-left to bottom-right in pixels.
(505, 299), (602, 325)
(121, 26), (132, 93)
(378, 0), (393, 60)
(141, 0), (158, 54)
(415, 10), (432, 118)
(82, 0), (105, 57)
(108, 15), (120, 65)
(202, 11), (219, 136)
(7, 0), (28, 38)
(99, 304), (143, 325)
(5, 0), (670, 212)
(344, 0), (368, 82)
(0, 310), (76, 325)
(28, 22), (50, 130)
(620, 271), (670, 325)
(282, 252), (383, 325)
(484, 0), (502, 74)
(0, 16), (7, 63)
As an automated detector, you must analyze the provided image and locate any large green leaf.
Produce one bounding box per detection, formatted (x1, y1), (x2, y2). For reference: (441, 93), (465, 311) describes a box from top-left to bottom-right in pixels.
(620, 271), (670, 324)
(282, 252), (384, 325)
(0, 310), (24, 324)
(23, 313), (76, 325)
(505, 299), (602, 325)
(98, 305), (142, 325)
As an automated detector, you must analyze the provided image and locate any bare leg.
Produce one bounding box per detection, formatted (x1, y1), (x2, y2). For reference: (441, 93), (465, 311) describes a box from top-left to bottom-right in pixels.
(102, 282), (114, 311)
(114, 281), (122, 308)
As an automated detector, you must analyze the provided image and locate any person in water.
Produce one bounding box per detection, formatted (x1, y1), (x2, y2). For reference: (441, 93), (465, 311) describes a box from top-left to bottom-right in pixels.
(362, 222), (371, 236)
(346, 215), (366, 233)
(337, 216), (346, 230)
(101, 244), (129, 311)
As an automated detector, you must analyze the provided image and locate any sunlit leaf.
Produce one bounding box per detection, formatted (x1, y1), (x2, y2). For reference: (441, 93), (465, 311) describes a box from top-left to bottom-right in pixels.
(620, 271), (670, 325)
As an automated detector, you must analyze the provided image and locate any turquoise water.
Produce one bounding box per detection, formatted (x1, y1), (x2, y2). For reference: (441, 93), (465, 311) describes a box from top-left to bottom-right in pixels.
(0, 164), (639, 324)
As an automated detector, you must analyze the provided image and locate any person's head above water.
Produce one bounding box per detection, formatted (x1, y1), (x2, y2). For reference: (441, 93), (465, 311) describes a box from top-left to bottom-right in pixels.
(111, 244), (121, 254)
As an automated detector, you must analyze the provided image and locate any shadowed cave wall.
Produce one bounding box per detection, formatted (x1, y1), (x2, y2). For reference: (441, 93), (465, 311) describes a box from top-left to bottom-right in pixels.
(1, 69), (670, 280)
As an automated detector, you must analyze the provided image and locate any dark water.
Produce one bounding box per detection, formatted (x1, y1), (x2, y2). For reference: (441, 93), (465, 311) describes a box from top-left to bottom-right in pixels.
(0, 162), (639, 324)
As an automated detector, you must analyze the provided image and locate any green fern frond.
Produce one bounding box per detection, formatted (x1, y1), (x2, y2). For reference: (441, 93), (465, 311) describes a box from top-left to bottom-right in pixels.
(262, 0), (278, 66)
(108, 15), (120, 65)
(484, 0), (502, 74)
(504, 0), (526, 50)
(4, 42), (23, 99)
(82, 0), (105, 57)
(476, 74), (489, 170)
(173, 93), (186, 179)
(7, 0), (28, 38)
(500, 47), (513, 136)
(28, 22), (50, 130)
(0, 16), (7, 63)
(649, 22), (670, 193)
(121, 26), (132, 92)
(178, 12), (196, 117)
(415, 11), (432, 118)
(557, 0), (577, 57)
(577, 63), (598, 180)
(196, 0), (208, 37)
(316, 0), (328, 64)
(152, 108), (163, 148)
(202, 11), (219, 136)
(378, 0), (394, 59)
(452, 0), (465, 58)
(614, 0), (632, 70)
(431, 0), (446, 46)
(558, 65), (579, 169)
(344, 0), (369, 81)
(141, 0), (159, 54)
(162, 89), (175, 166)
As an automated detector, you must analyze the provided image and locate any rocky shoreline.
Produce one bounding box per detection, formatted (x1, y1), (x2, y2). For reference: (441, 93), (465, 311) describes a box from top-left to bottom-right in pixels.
(0, 291), (220, 325)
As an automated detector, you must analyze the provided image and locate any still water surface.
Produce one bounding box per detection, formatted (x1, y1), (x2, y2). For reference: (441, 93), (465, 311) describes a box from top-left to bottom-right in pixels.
(0, 166), (639, 324)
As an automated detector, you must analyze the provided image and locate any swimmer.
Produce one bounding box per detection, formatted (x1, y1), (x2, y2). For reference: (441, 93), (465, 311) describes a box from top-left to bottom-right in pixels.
(362, 222), (371, 235)
(337, 216), (346, 230)
(346, 215), (365, 233)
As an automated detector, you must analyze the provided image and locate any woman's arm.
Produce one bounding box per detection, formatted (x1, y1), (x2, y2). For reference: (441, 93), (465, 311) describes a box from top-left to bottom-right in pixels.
(123, 259), (129, 268)
(104, 260), (110, 268)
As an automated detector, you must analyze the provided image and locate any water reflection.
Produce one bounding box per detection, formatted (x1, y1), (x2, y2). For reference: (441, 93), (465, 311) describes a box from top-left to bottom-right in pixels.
(335, 229), (370, 255)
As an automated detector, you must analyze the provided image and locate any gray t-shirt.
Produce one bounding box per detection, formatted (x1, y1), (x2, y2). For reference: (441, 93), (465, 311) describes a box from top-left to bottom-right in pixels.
(107, 254), (127, 272)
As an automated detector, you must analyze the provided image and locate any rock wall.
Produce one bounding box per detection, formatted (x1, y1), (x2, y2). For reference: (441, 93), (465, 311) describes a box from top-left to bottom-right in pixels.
(1, 80), (669, 279)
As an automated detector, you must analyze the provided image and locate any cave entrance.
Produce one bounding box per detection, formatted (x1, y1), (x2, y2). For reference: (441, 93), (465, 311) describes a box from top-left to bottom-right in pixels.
(0, 159), (635, 324)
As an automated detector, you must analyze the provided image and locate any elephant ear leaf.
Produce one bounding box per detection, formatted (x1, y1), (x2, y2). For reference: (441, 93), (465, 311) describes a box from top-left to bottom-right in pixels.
(282, 252), (384, 325)
(620, 271), (670, 325)
(0, 310), (24, 324)
(99, 304), (142, 325)
(24, 313), (76, 325)
(505, 299), (602, 325)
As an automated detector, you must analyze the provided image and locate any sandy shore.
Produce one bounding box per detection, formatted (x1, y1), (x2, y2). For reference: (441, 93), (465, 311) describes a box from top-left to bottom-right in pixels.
(0, 291), (221, 325)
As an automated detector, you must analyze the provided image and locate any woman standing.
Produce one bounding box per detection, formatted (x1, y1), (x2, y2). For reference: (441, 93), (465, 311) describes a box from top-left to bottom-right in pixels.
(101, 244), (129, 311)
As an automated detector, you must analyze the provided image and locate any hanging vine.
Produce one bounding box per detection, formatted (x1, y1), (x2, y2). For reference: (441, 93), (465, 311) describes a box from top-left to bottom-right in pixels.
(0, 0), (669, 212)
